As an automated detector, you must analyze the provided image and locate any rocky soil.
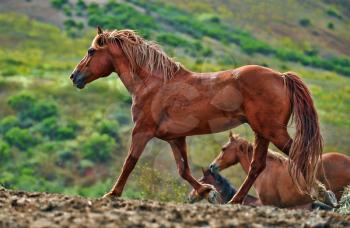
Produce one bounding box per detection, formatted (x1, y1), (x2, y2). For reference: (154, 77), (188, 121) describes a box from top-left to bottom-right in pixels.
(0, 187), (349, 227)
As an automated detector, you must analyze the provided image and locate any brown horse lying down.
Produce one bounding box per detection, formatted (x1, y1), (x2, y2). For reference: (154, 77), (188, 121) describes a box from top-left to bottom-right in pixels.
(189, 134), (348, 208)
(188, 168), (332, 211)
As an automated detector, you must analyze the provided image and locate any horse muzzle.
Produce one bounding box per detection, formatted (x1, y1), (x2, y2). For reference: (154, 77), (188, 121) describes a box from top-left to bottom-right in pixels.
(70, 71), (86, 89)
(209, 163), (220, 174)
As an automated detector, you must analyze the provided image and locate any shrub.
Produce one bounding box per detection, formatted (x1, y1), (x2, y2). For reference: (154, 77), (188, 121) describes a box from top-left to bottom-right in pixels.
(0, 116), (19, 135)
(156, 33), (212, 57)
(76, 0), (87, 11)
(36, 117), (76, 140)
(31, 100), (58, 122)
(50, 0), (68, 9)
(198, 13), (221, 23)
(240, 38), (275, 55)
(56, 126), (76, 140)
(35, 117), (58, 139)
(63, 5), (72, 16)
(328, 22), (335, 30)
(98, 120), (120, 140)
(82, 133), (116, 162)
(326, 8), (343, 20)
(4, 127), (38, 150)
(0, 141), (10, 162)
(8, 93), (35, 112)
(299, 18), (311, 27)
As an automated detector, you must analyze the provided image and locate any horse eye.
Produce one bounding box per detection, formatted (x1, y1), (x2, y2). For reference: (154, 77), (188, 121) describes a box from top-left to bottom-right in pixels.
(88, 48), (95, 56)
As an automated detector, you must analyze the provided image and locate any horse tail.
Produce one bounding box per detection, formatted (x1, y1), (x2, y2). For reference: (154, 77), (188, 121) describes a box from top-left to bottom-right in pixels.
(283, 72), (323, 195)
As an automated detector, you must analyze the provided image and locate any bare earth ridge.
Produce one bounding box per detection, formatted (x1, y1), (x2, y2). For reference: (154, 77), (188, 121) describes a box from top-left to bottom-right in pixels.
(0, 188), (349, 227)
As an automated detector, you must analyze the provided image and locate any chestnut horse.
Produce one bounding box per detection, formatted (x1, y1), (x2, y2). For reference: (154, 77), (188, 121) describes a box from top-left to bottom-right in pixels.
(188, 168), (333, 211)
(70, 27), (323, 203)
(190, 134), (348, 207)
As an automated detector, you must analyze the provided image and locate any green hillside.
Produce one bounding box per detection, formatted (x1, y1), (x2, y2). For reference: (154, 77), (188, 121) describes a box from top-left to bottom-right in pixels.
(0, 0), (349, 201)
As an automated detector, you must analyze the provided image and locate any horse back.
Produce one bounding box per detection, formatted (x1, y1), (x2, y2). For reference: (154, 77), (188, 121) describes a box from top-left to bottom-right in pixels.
(320, 152), (350, 200)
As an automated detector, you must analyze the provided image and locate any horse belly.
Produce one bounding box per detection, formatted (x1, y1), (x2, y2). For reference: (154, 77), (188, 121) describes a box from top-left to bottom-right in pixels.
(156, 107), (245, 138)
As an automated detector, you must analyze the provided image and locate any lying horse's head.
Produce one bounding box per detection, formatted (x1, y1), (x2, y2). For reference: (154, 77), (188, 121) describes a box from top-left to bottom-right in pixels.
(188, 168), (236, 204)
(70, 27), (115, 89)
(209, 132), (249, 173)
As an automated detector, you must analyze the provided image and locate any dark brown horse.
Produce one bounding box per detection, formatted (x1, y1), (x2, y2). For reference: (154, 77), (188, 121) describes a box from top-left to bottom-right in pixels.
(188, 168), (260, 205)
(188, 168), (333, 211)
(70, 27), (323, 203)
(190, 134), (346, 207)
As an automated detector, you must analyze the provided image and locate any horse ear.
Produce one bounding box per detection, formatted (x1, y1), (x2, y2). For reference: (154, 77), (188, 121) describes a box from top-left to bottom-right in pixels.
(229, 131), (233, 140)
(97, 26), (103, 35)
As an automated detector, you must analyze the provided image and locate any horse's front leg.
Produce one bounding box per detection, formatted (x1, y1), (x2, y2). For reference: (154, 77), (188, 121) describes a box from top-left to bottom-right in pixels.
(168, 137), (215, 197)
(229, 135), (269, 204)
(104, 127), (153, 198)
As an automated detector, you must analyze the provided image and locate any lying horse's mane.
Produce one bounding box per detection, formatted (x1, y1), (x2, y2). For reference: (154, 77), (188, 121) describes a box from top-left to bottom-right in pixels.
(210, 171), (236, 203)
(232, 135), (287, 163)
(92, 29), (181, 81)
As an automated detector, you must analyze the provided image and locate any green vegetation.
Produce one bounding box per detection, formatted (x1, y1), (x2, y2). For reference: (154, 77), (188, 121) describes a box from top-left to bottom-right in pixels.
(0, 0), (349, 202)
(326, 7), (343, 20)
(328, 22), (335, 30)
(299, 18), (311, 27)
(82, 133), (116, 162)
(50, 0), (68, 9)
(336, 185), (350, 214)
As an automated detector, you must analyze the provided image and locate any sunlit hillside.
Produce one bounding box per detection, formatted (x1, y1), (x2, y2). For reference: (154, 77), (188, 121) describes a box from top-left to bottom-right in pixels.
(0, 0), (349, 201)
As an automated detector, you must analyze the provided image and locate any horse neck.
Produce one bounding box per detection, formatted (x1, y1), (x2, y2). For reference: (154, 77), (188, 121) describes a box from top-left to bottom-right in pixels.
(111, 53), (191, 96)
(211, 174), (235, 203)
(237, 143), (254, 174)
(110, 52), (137, 94)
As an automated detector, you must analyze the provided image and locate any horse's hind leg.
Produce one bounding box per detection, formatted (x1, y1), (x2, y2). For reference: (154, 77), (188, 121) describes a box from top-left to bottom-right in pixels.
(264, 127), (292, 155)
(229, 135), (269, 204)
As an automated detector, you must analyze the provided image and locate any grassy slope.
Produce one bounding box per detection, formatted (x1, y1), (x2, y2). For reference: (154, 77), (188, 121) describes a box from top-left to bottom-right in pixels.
(0, 0), (349, 200)
(168, 0), (350, 56)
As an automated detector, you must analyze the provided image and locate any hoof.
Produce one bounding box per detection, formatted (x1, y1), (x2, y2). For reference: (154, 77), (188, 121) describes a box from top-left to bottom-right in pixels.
(207, 190), (221, 204)
(311, 201), (333, 211)
(228, 199), (241, 205)
(102, 192), (120, 199)
(228, 195), (243, 204)
(324, 190), (338, 208)
(187, 194), (201, 204)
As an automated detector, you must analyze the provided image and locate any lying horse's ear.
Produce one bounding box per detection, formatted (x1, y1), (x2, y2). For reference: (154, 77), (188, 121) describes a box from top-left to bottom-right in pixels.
(229, 131), (233, 140)
(201, 167), (205, 174)
(97, 26), (103, 35)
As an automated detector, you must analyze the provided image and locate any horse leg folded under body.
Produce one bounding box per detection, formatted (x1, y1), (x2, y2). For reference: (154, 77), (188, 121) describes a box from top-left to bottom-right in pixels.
(168, 137), (215, 197)
(104, 130), (153, 198)
(229, 135), (269, 204)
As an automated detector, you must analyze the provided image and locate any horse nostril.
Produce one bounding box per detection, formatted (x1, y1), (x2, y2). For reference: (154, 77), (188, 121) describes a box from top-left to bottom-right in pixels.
(209, 164), (218, 173)
(70, 73), (74, 79)
(209, 164), (214, 170)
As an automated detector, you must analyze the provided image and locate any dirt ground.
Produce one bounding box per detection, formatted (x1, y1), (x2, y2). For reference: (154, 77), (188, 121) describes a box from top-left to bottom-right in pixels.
(0, 187), (349, 228)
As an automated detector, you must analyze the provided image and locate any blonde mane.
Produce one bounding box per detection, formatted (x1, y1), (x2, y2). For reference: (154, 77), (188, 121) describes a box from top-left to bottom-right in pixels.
(230, 135), (287, 163)
(92, 29), (181, 81)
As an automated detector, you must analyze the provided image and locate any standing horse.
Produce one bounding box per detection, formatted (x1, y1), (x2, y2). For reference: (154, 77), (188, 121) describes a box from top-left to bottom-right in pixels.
(191, 134), (346, 207)
(70, 27), (323, 203)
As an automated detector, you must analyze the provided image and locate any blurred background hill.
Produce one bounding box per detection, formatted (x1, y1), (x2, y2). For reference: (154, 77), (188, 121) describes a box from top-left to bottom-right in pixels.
(0, 0), (349, 201)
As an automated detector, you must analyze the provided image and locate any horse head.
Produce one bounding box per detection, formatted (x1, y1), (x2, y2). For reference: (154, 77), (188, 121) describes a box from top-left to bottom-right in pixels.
(209, 131), (245, 173)
(70, 27), (115, 89)
(187, 168), (235, 204)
